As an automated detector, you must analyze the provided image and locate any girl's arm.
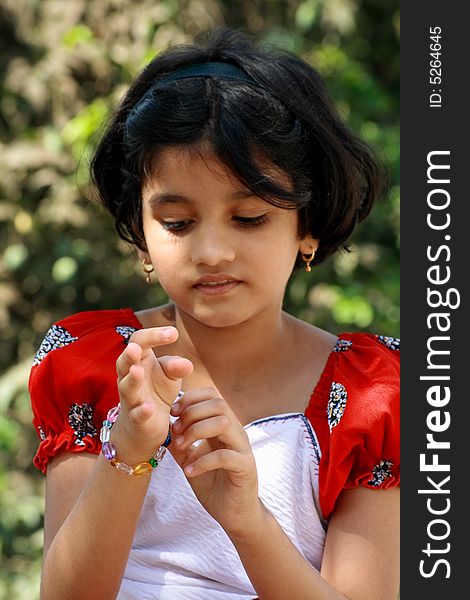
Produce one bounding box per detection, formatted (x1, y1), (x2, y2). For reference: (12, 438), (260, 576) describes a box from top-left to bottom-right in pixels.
(230, 486), (400, 600)
(39, 328), (193, 600)
(41, 452), (151, 600)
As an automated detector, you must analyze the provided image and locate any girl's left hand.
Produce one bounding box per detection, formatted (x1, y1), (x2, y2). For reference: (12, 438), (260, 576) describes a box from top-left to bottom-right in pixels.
(168, 387), (265, 539)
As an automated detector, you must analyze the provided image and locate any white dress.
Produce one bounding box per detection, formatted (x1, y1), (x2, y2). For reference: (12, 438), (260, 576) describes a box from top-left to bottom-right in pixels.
(118, 412), (325, 600)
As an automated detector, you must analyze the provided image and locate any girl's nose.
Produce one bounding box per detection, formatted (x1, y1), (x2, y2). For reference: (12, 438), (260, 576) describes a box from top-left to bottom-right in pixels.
(190, 225), (236, 267)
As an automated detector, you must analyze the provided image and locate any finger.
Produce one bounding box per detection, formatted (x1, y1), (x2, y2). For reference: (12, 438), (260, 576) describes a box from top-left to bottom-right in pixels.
(183, 448), (248, 478)
(118, 363), (145, 409)
(167, 436), (210, 470)
(116, 342), (142, 381)
(158, 355), (194, 381)
(127, 399), (157, 422)
(172, 415), (246, 452)
(170, 386), (221, 416)
(149, 357), (192, 407)
(129, 326), (178, 358)
(171, 397), (227, 434)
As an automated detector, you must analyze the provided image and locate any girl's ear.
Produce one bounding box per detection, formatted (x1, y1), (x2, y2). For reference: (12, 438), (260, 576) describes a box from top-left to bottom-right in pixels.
(137, 248), (150, 262)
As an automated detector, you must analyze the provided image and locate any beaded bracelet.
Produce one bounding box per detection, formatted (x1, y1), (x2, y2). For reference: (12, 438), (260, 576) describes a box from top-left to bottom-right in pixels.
(100, 403), (172, 477)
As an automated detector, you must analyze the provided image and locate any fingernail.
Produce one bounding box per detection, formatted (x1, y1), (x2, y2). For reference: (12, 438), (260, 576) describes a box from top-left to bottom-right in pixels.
(172, 419), (181, 432)
(162, 328), (174, 340)
(185, 465), (194, 475)
(171, 402), (180, 415)
(174, 436), (183, 446)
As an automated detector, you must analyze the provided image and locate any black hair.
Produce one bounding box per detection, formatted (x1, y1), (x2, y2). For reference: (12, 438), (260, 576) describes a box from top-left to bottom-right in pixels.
(91, 28), (385, 265)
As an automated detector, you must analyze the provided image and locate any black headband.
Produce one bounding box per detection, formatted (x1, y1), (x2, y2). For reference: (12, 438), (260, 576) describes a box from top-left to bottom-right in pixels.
(146, 61), (255, 86)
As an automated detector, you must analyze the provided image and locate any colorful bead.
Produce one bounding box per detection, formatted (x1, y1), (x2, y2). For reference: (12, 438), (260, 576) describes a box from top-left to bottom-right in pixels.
(107, 405), (121, 423)
(133, 462), (153, 477)
(100, 426), (110, 443)
(149, 458), (159, 468)
(116, 462), (134, 475)
(102, 441), (116, 460)
(154, 446), (167, 462)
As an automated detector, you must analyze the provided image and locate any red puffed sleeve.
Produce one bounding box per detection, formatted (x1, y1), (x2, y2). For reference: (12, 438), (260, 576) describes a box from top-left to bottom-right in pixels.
(305, 333), (400, 520)
(29, 308), (142, 474)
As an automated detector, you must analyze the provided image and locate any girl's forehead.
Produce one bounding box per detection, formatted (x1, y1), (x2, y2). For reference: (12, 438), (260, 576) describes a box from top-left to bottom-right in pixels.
(150, 145), (236, 182)
(145, 144), (291, 194)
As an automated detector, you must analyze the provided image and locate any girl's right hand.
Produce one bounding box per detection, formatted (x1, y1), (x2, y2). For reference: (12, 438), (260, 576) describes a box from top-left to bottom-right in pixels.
(112, 326), (193, 463)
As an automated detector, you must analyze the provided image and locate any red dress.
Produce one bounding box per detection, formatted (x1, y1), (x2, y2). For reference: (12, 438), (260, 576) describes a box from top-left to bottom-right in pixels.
(29, 308), (400, 521)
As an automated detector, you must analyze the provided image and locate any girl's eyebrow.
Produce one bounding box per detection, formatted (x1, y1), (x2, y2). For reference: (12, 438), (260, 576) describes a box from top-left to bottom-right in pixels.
(147, 193), (190, 208)
(147, 190), (259, 207)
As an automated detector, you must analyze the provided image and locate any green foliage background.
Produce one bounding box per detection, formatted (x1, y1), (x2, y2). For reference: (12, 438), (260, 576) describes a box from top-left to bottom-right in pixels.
(0, 0), (399, 597)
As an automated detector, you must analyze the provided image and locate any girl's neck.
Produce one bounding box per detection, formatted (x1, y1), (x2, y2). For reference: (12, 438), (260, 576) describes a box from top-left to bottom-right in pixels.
(172, 305), (296, 381)
(135, 302), (336, 424)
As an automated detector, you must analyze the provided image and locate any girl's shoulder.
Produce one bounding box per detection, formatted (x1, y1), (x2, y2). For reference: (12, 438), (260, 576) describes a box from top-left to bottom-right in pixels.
(29, 308), (143, 473)
(33, 307), (142, 358)
(307, 331), (400, 418)
(305, 331), (400, 520)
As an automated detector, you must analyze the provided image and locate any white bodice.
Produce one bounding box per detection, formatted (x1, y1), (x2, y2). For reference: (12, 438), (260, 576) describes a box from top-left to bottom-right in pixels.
(118, 412), (326, 600)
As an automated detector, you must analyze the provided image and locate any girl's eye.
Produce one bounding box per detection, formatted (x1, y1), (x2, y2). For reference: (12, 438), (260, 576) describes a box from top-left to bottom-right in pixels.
(160, 220), (192, 232)
(159, 215), (268, 232)
(234, 214), (268, 228)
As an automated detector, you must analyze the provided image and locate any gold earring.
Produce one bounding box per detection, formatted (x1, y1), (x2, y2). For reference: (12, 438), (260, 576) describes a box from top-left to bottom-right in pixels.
(302, 250), (315, 273)
(142, 259), (154, 285)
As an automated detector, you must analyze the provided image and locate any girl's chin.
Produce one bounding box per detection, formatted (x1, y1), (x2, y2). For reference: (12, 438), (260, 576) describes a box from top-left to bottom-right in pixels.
(177, 305), (253, 330)
(192, 313), (247, 329)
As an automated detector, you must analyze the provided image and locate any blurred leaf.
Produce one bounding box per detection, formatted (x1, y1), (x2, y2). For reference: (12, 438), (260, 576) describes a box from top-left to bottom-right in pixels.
(295, 0), (319, 31)
(3, 244), (28, 271)
(62, 24), (94, 48)
(0, 416), (20, 450)
(52, 257), (78, 283)
(61, 98), (108, 155)
(332, 294), (374, 328)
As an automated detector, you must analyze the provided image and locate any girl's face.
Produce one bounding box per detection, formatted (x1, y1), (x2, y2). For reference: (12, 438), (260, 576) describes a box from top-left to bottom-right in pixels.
(140, 146), (317, 328)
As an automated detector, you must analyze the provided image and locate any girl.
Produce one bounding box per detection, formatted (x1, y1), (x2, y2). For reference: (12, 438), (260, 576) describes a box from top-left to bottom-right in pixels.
(29, 28), (400, 600)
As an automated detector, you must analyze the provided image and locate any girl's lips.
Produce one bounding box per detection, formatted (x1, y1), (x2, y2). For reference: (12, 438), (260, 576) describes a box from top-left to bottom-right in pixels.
(193, 280), (240, 296)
